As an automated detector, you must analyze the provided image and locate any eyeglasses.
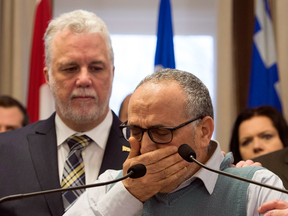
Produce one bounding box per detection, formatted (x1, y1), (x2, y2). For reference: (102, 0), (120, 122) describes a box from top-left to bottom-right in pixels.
(119, 117), (203, 144)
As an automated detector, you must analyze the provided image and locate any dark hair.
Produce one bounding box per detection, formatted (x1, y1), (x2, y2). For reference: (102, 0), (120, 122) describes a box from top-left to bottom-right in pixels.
(229, 106), (288, 163)
(118, 94), (132, 118)
(0, 95), (30, 127)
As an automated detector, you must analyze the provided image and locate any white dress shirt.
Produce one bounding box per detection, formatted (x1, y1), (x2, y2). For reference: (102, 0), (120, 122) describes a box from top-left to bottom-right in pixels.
(56, 110), (113, 184)
(64, 140), (288, 216)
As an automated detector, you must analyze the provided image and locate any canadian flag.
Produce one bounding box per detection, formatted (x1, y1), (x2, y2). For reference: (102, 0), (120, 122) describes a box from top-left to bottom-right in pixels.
(27, 0), (54, 123)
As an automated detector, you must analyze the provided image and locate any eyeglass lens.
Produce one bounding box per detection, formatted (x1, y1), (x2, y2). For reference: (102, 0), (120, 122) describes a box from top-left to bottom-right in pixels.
(123, 127), (172, 143)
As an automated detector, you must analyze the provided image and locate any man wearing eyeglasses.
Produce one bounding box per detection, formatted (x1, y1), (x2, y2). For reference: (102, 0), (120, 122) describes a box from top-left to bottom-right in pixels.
(65, 69), (288, 216)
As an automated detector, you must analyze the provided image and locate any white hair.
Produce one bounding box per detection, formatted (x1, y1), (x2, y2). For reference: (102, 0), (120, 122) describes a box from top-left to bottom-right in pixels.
(44, 10), (114, 71)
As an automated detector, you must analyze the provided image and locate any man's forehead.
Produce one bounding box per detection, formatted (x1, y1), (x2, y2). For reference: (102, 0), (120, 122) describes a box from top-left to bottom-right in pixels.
(133, 81), (178, 97)
(128, 84), (187, 127)
(53, 28), (102, 44)
(128, 113), (174, 128)
(131, 82), (185, 109)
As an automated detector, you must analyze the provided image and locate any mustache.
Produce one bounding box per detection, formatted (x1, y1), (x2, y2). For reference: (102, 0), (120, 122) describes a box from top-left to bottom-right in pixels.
(70, 88), (97, 99)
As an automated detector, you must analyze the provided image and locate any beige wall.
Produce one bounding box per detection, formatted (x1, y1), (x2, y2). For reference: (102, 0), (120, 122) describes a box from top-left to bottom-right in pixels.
(274, 0), (288, 123)
(215, 0), (236, 153)
(0, 0), (36, 105)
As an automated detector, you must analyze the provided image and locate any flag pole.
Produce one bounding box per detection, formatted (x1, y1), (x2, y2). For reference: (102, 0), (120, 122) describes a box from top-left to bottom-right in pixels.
(154, 0), (175, 72)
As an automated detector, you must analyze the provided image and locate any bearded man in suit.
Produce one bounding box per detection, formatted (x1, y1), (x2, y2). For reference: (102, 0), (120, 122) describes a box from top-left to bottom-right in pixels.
(0, 10), (130, 216)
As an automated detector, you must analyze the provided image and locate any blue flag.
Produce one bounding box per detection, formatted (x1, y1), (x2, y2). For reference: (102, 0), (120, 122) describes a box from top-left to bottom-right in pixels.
(248, 0), (282, 112)
(154, 0), (175, 72)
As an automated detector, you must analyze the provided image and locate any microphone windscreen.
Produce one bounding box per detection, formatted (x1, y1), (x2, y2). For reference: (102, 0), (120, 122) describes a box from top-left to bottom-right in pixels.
(178, 144), (196, 162)
(127, 164), (147, 179)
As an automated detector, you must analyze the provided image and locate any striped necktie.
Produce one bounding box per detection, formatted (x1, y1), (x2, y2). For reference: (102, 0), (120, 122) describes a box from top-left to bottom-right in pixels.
(61, 135), (91, 211)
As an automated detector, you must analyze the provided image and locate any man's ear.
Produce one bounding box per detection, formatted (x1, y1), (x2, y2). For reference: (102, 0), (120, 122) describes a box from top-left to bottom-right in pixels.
(198, 116), (214, 147)
(43, 67), (50, 85)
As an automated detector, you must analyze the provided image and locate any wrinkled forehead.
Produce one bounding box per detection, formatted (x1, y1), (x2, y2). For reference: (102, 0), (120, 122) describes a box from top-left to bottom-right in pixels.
(128, 82), (187, 125)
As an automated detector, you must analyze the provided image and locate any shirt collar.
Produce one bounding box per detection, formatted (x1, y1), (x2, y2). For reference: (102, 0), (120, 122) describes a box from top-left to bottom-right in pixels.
(172, 140), (224, 195)
(55, 110), (113, 150)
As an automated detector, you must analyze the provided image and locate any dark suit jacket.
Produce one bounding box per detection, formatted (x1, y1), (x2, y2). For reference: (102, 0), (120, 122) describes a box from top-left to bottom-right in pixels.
(0, 111), (130, 216)
(252, 147), (288, 189)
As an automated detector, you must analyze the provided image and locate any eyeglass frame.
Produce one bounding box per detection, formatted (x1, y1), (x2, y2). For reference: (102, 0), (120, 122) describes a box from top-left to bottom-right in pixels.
(119, 116), (204, 144)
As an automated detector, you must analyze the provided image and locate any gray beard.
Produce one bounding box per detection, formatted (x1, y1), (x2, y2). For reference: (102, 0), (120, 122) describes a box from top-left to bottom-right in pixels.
(57, 97), (105, 125)
(50, 79), (109, 125)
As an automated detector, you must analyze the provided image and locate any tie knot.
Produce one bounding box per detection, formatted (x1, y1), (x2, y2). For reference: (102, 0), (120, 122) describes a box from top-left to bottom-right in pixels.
(66, 135), (91, 151)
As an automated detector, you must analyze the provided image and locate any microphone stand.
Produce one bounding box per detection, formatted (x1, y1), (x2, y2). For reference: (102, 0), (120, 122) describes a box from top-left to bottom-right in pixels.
(0, 164), (146, 204)
(178, 144), (288, 195)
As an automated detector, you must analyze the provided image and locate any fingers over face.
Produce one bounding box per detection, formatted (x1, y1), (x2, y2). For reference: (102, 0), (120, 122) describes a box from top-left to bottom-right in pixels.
(124, 144), (188, 181)
(127, 137), (141, 159)
(145, 151), (184, 173)
(146, 156), (189, 181)
(122, 141), (190, 202)
(122, 159), (189, 202)
(127, 137), (178, 162)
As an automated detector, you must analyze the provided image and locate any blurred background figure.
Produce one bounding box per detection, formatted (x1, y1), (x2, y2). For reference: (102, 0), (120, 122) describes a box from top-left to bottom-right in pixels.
(0, 95), (30, 133)
(118, 94), (132, 122)
(229, 105), (288, 163)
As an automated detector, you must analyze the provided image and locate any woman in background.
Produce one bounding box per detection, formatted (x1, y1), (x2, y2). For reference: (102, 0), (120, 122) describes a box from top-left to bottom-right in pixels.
(229, 106), (288, 164)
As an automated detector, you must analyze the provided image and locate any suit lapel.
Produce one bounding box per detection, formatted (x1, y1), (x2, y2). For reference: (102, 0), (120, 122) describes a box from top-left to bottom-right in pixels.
(27, 113), (64, 215)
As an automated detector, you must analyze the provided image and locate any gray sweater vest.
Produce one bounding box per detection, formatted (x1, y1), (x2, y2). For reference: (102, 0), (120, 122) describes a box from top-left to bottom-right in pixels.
(142, 153), (264, 216)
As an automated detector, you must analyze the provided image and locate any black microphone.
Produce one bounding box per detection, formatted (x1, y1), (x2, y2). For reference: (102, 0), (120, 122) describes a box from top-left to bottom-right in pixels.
(0, 164), (146, 204)
(127, 163), (147, 179)
(178, 144), (288, 195)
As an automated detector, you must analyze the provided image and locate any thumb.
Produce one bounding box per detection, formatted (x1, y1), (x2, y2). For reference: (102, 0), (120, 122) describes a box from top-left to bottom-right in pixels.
(127, 137), (141, 159)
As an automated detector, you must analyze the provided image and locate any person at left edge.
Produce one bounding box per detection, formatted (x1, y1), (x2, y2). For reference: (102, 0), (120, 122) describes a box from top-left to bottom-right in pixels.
(0, 10), (130, 216)
(0, 95), (30, 133)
